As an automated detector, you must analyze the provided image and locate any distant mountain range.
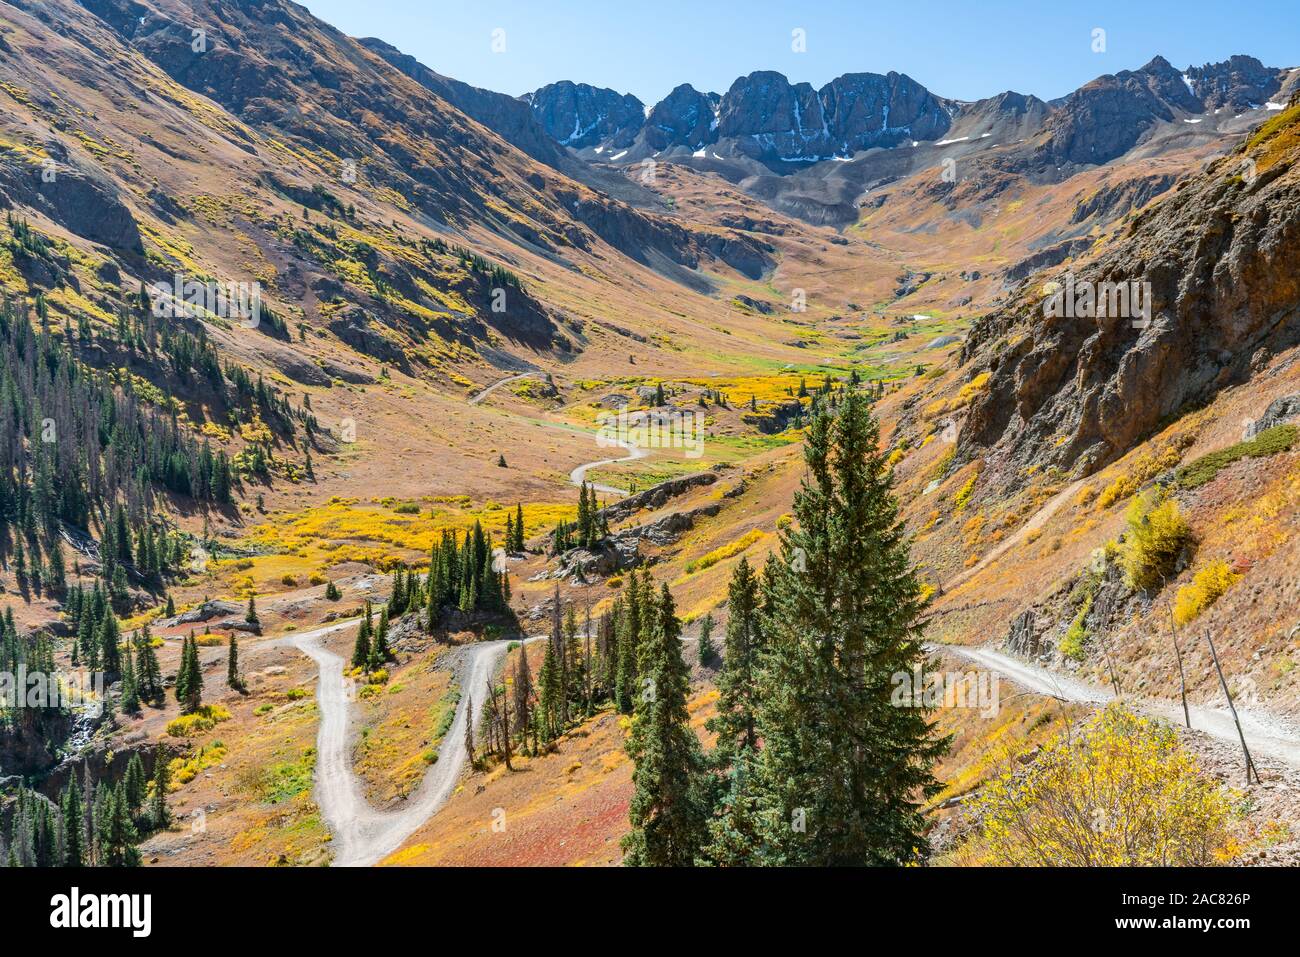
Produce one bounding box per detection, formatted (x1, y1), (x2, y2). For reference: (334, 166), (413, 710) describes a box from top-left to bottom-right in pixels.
(362, 41), (1297, 225)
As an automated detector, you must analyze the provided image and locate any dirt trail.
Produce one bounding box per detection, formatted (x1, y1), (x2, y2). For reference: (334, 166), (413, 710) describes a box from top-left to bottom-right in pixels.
(942, 643), (1300, 770)
(468, 372), (542, 406)
(468, 372), (648, 496)
(569, 439), (649, 495)
(291, 622), (525, 867)
(944, 478), (1085, 592)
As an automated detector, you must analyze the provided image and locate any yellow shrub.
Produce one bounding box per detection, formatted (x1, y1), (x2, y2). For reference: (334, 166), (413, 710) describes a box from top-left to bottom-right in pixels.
(685, 529), (765, 574)
(971, 706), (1237, 865)
(166, 704), (232, 738)
(1173, 559), (1241, 626)
(1098, 438), (1191, 508)
(954, 473), (978, 511)
(1118, 489), (1192, 590)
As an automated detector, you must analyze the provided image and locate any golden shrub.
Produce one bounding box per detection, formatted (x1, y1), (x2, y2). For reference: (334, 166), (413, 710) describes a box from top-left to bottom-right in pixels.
(971, 706), (1237, 866)
(1173, 559), (1241, 626)
(1118, 489), (1192, 590)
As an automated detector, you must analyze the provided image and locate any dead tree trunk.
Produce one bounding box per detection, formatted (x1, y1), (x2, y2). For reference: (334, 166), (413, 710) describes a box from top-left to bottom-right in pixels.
(1204, 630), (1260, 785)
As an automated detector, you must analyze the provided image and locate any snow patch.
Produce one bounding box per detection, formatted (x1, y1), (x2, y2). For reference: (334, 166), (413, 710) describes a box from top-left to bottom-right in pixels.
(934, 136), (970, 146)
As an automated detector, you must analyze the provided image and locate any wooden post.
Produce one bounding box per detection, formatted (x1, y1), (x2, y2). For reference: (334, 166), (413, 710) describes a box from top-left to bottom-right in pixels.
(1164, 597), (1191, 729)
(1204, 631), (1260, 785)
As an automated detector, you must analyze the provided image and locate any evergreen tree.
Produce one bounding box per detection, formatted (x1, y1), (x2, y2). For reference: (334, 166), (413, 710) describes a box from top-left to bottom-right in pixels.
(227, 632), (241, 690)
(622, 584), (708, 866)
(697, 612), (717, 666)
(135, 627), (162, 702)
(123, 753), (147, 818)
(745, 389), (946, 865)
(120, 640), (140, 714)
(61, 775), (84, 866)
(351, 612), (371, 669)
(708, 558), (763, 762)
(101, 781), (140, 867)
(150, 745), (171, 829)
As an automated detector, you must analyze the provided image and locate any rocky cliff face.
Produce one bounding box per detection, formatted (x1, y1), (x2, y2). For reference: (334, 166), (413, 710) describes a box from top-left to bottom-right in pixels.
(1186, 55), (1287, 112)
(960, 98), (1300, 484)
(524, 81), (645, 149)
(643, 84), (719, 151)
(717, 70), (951, 163)
(1037, 56), (1201, 166)
(521, 55), (1290, 183)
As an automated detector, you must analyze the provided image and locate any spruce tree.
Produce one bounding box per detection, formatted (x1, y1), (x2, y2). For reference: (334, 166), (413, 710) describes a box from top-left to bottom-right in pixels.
(61, 776), (84, 866)
(708, 558), (763, 762)
(150, 745), (171, 830)
(622, 584), (707, 866)
(135, 628), (162, 702)
(746, 389), (946, 865)
(351, 616), (371, 669)
(227, 633), (241, 690)
(697, 612), (717, 666)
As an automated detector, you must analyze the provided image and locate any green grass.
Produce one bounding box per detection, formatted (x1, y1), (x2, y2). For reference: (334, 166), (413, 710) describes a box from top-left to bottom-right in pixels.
(260, 748), (317, 804)
(1173, 425), (1298, 490)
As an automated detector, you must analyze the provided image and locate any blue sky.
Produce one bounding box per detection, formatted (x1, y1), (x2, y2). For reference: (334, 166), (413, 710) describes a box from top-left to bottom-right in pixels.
(303, 0), (1299, 105)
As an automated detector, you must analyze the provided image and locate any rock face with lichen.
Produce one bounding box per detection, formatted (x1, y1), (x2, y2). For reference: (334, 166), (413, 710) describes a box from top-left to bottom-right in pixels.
(958, 95), (1300, 490)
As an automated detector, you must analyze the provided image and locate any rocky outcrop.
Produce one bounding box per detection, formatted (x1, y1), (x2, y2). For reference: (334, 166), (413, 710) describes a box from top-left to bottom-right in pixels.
(598, 471), (718, 524)
(0, 155), (141, 252)
(1070, 173), (1177, 225)
(961, 101), (1300, 486)
(643, 84), (720, 151)
(1186, 55), (1287, 113)
(1005, 609), (1042, 658)
(165, 599), (242, 627)
(525, 81), (644, 150)
(1002, 237), (1094, 284)
(1246, 394), (1300, 438)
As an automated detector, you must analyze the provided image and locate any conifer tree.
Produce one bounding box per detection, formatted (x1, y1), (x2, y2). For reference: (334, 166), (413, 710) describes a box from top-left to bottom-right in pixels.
(622, 584), (707, 866)
(745, 389), (946, 865)
(227, 633), (241, 690)
(150, 744), (171, 829)
(135, 628), (162, 702)
(697, 612), (717, 666)
(351, 614), (371, 669)
(62, 775), (84, 866)
(120, 641), (140, 714)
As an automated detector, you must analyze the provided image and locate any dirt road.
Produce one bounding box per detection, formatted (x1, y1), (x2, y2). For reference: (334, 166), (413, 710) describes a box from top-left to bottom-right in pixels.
(292, 622), (524, 866)
(942, 642), (1300, 770)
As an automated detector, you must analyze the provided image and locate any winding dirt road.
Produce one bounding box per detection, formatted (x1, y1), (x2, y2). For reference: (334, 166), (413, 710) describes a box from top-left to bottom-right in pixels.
(292, 622), (526, 867)
(468, 371), (543, 406)
(942, 643), (1300, 770)
(569, 439), (649, 495)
